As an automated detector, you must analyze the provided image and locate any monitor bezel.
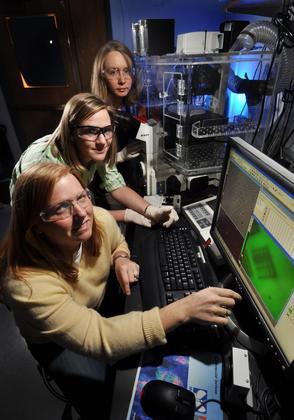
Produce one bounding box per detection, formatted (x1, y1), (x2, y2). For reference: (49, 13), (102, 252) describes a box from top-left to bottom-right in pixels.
(210, 136), (294, 372)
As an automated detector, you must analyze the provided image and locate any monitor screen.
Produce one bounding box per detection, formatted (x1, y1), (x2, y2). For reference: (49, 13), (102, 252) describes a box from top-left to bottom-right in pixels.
(211, 137), (294, 371)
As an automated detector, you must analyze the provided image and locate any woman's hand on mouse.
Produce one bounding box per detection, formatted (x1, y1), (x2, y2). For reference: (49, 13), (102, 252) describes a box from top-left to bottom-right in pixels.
(159, 287), (242, 333)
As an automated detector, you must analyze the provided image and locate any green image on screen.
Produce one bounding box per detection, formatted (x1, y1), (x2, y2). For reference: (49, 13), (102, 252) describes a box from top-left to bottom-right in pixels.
(240, 219), (293, 322)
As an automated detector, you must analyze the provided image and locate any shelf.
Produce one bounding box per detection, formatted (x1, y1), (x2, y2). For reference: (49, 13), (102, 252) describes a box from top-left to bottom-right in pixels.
(224, 0), (287, 17)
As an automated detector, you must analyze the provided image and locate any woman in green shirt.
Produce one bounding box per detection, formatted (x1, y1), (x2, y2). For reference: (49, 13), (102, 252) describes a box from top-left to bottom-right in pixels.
(10, 93), (178, 228)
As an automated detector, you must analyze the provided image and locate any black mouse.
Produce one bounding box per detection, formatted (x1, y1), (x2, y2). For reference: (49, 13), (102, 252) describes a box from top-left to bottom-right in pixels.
(140, 379), (195, 420)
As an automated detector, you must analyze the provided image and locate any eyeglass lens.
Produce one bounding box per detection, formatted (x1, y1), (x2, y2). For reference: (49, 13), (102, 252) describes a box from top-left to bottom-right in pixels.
(76, 125), (114, 141)
(40, 190), (91, 222)
(103, 67), (133, 79)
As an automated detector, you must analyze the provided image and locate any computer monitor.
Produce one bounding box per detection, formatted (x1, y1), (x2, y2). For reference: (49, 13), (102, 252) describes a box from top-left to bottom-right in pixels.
(211, 136), (294, 374)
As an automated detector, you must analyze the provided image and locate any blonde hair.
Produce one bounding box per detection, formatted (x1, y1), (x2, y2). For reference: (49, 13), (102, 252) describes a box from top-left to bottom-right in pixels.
(91, 40), (139, 106)
(0, 162), (103, 283)
(50, 93), (117, 172)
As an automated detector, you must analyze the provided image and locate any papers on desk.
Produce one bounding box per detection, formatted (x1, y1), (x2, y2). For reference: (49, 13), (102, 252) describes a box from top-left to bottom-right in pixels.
(126, 352), (223, 420)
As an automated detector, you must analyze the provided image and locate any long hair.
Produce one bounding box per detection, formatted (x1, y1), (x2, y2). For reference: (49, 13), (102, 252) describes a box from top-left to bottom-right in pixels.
(0, 162), (103, 284)
(50, 93), (117, 172)
(91, 40), (139, 106)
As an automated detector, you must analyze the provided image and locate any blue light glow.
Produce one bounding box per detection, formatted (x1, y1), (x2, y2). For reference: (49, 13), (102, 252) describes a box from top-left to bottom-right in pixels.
(227, 59), (265, 120)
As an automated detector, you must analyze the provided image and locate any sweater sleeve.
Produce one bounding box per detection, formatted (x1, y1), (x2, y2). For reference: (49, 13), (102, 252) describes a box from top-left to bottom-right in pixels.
(6, 274), (166, 364)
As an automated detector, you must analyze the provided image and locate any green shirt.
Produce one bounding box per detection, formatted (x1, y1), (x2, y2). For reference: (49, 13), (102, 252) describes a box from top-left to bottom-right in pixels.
(9, 134), (126, 198)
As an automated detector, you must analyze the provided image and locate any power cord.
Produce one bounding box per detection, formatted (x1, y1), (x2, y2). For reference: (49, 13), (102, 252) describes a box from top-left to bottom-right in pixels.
(221, 350), (277, 419)
(250, 46), (278, 147)
(197, 396), (266, 416)
(195, 398), (224, 412)
(38, 364), (68, 402)
(247, 352), (282, 420)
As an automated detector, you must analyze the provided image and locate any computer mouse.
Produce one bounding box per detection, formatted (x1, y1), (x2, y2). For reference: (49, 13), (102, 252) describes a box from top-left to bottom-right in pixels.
(140, 379), (195, 420)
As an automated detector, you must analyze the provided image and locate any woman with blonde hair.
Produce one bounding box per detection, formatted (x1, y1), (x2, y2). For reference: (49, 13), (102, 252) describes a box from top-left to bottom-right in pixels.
(10, 92), (178, 228)
(91, 40), (139, 108)
(91, 40), (146, 193)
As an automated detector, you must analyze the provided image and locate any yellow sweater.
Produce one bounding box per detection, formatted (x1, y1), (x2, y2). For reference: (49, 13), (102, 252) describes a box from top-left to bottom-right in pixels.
(5, 207), (166, 363)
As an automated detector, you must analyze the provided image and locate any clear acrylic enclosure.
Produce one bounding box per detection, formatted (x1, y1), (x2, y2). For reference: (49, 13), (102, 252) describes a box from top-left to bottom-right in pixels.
(135, 51), (280, 176)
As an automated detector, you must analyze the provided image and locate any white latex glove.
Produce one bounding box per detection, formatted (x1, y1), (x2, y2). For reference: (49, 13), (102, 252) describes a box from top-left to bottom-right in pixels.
(124, 208), (152, 227)
(116, 141), (144, 163)
(145, 205), (179, 228)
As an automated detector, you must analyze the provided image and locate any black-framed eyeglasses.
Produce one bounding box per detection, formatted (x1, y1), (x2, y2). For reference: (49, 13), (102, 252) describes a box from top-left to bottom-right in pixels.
(72, 125), (115, 142)
(40, 189), (92, 222)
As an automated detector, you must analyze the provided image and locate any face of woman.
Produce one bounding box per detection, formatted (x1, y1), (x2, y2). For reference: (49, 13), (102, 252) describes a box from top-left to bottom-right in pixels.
(103, 51), (133, 106)
(37, 174), (93, 254)
(74, 108), (112, 166)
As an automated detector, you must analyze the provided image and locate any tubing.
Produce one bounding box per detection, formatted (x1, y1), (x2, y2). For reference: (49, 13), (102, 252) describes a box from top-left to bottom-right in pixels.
(230, 20), (294, 91)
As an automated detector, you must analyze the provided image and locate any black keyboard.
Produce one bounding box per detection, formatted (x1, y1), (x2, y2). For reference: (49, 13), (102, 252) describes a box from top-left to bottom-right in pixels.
(158, 227), (206, 304)
(130, 221), (217, 310)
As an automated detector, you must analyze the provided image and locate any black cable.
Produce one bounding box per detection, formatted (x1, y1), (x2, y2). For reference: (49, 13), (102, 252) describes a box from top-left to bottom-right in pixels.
(279, 84), (294, 148)
(247, 352), (282, 420)
(39, 368), (68, 403)
(262, 88), (278, 148)
(242, 404), (266, 416)
(221, 347), (264, 417)
(278, 86), (294, 145)
(250, 46), (278, 146)
(238, 49), (265, 119)
(261, 386), (282, 419)
(263, 97), (287, 154)
(264, 31), (283, 147)
(264, 83), (294, 155)
(224, 394), (265, 416)
(221, 344), (269, 418)
(273, 12), (294, 46)
(261, 13), (294, 155)
(280, 118), (294, 148)
(248, 354), (266, 419)
(289, 6), (294, 19)
(195, 398), (222, 412)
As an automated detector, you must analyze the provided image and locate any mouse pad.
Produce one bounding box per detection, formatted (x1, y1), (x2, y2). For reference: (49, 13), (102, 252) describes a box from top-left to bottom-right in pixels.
(126, 351), (223, 419)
